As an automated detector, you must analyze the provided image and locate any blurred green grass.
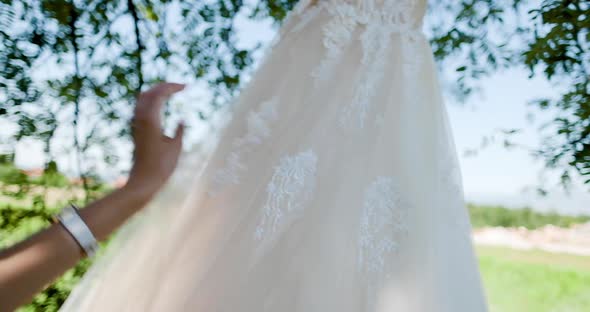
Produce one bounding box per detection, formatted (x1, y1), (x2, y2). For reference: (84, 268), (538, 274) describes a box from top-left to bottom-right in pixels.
(477, 246), (590, 312)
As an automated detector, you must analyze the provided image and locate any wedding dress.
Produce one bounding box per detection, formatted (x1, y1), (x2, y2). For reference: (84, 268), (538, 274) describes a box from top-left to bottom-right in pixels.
(61, 0), (488, 311)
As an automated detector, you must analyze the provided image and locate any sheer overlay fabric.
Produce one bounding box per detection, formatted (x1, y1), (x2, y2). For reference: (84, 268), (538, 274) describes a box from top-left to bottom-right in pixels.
(61, 0), (488, 310)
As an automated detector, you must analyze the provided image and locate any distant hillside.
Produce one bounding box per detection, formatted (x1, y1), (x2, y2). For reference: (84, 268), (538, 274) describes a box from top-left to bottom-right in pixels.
(468, 204), (590, 229)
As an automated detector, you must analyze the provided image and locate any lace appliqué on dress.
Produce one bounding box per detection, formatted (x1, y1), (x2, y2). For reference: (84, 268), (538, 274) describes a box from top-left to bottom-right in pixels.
(310, 2), (358, 84)
(209, 97), (279, 195)
(340, 19), (394, 128)
(358, 176), (409, 310)
(309, 0), (422, 128)
(254, 150), (318, 243)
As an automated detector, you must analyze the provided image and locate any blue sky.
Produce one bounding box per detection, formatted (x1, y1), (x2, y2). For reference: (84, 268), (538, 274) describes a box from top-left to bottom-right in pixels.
(5, 3), (589, 215)
(447, 71), (590, 215)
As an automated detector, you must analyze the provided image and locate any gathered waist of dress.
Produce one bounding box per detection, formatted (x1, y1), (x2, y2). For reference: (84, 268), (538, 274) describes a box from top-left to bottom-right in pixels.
(295, 0), (426, 33)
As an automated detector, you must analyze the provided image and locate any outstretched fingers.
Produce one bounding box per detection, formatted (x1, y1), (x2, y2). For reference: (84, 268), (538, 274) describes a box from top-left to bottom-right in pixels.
(134, 83), (185, 122)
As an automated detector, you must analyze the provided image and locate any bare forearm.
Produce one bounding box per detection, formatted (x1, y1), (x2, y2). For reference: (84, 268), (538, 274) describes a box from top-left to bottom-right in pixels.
(80, 183), (155, 241)
(0, 184), (154, 310)
(0, 82), (185, 311)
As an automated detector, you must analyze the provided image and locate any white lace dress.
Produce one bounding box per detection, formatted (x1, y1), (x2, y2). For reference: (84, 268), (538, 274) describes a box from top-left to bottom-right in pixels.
(61, 0), (489, 311)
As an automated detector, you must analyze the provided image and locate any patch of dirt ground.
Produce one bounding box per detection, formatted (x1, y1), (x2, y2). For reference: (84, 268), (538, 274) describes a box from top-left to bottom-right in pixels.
(473, 223), (590, 256)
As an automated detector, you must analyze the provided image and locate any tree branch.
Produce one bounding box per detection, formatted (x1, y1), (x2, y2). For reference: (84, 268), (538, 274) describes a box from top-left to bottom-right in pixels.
(68, 1), (90, 203)
(127, 0), (144, 90)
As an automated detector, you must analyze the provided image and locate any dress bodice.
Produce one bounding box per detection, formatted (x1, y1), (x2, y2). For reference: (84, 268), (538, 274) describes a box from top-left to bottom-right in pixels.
(281, 0), (431, 128)
(340, 0), (426, 24)
(297, 0), (427, 29)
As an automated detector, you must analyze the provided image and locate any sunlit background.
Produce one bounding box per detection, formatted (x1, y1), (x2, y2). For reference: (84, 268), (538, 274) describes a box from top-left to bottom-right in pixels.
(1, 0), (588, 311)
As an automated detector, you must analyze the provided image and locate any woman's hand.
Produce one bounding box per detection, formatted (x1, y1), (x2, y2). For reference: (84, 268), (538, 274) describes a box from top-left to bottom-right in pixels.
(126, 82), (186, 198)
(0, 82), (188, 311)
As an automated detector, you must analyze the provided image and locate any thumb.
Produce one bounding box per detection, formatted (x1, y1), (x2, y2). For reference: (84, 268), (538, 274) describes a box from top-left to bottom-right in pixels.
(173, 121), (185, 148)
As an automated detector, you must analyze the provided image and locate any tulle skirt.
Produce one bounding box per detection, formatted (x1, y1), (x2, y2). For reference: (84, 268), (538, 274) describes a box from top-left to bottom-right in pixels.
(61, 4), (488, 311)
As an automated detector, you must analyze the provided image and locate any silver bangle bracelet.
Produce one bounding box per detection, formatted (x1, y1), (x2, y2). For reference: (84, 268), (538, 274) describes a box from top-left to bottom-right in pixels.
(57, 204), (99, 258)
